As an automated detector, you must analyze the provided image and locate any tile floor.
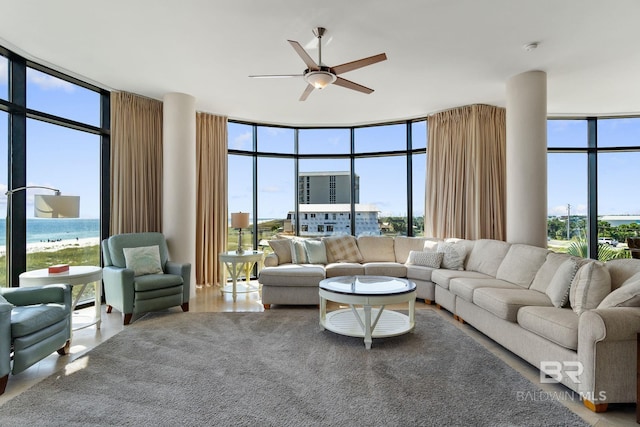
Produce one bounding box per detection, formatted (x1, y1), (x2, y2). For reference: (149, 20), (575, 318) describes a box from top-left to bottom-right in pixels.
(0, 283), (636, 426)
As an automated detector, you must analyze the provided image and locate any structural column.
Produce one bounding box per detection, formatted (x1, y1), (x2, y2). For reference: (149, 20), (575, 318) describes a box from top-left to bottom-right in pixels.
(163, 92), (196, 298)
(506, 71), (547, 247)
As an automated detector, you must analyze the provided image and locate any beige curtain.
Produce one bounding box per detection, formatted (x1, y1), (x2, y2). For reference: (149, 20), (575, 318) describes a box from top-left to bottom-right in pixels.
(110, 92), (163, 234)
(426, 104), (506, 240)
(196, 112), (228, 286)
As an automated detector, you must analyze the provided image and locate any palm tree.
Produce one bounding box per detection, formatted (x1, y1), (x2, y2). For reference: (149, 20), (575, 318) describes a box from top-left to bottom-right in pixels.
(566, 237), (630, 261)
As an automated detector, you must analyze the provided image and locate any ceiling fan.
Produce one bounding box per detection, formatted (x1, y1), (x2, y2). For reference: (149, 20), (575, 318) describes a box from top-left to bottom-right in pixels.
(249, 27), (387, 101)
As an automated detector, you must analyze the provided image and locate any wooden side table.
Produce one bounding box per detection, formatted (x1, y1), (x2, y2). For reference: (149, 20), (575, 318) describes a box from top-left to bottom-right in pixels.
(219, 250), (263, 302)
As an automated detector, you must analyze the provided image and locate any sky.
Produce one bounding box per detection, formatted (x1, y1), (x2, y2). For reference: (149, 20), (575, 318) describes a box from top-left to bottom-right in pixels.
(2, 54), (639, 223)
(0, 56), (101, 219)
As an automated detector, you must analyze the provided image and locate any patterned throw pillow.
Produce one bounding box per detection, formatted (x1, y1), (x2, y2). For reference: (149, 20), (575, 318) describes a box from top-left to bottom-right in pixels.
(436, 242), (466, 270)
(123, 245), (164, 276)
(569, 261), (611, 315)
(290, 239), (309, 264)
(406, 250), (443, 268)
(324, 235), (364, 263)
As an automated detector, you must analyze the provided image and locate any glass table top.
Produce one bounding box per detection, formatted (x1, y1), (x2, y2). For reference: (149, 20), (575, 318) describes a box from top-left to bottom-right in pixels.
(319, 275), (416, 296)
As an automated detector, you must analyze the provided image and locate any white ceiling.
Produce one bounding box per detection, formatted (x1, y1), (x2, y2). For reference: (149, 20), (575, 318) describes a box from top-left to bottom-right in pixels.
(2, 0), (640, 126)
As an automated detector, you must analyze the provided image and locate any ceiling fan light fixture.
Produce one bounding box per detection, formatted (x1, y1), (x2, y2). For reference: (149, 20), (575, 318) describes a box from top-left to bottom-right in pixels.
(305, 70), (336, 89)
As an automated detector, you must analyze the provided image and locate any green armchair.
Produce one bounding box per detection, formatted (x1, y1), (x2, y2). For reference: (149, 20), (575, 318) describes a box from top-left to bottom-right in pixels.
(0, 284), (72, 395)
(102, 232), (191, 325)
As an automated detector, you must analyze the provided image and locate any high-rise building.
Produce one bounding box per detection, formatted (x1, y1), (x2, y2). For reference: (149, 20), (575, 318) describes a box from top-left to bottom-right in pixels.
(298, 172), (359, 204)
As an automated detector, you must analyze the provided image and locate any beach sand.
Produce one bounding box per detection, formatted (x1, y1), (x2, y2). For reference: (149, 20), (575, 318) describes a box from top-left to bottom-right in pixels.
(0, 237), (100, 257)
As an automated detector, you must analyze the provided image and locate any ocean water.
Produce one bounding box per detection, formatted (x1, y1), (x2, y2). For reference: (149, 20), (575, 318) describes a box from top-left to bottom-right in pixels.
(0, 218), (100, 246)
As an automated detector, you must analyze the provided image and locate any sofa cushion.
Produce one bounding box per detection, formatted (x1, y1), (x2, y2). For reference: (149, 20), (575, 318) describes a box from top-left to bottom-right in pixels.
(598, 271), (640, 308)
(303, 239), (328, 264)
(605, 258), (640, 290)
(268, 239), (293, 265)
(530, 252), (572, 293)
(357, 236), (395, 262)
(325, 263), (365, 278)
(517, 306), (579, 351)
(569, 261), (611, 315)
(10, 303), (68, 337)
(465, 239), (511, 276)
(258, 265), (325, 287)
(363, 262), (406, 278)
(406, 251), (443, 268)
(324, 235), (363, 263)
(406, 265), (437, 282)
(545, 258), (580, 307)
(449, 278), (522, 303)
(431, 269), (493, 290)
(437, 241), (467, 270)
(495, 244), (549, 288)
(393, 236), (431, 264)
(473, 288), (553, 322)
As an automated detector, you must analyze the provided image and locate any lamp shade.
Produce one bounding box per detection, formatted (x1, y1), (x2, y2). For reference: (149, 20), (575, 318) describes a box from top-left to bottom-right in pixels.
(34, 194), (80, 218)
(304, 71), (336, 89)
(231, 212), (250, 229)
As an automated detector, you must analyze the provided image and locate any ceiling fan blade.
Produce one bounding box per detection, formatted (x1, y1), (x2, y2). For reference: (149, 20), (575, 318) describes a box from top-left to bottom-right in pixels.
(299, 84), (314, 101)
(333, 77), (374, 94)
(249, 74), (303, 78)
(331, 53), (387, 75)
(288, 40), (319, 70)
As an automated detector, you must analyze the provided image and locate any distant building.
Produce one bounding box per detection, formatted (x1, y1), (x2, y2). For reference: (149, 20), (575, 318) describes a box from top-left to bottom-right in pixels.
(284, 204), (380, 237)
(599, 215), (640, 227)
(298, 171), (359, 204)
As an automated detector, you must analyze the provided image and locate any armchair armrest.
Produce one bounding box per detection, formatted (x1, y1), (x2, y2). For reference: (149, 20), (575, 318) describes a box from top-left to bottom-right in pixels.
(0, 284), (71, 309)
(102, 266), (136, 313)
(165, 261), (191, 303)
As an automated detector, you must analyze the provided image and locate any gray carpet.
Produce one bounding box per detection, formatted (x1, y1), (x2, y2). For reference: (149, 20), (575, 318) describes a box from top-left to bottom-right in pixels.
(0, 309), (588, 426)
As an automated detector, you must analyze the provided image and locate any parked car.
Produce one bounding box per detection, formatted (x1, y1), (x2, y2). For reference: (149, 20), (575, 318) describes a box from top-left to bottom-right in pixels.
(598, 237), (619, 247)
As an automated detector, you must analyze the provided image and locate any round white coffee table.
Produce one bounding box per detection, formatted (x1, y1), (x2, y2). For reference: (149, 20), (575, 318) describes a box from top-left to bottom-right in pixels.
(319, 275), (416, 349)
(19, 265), (103, 331)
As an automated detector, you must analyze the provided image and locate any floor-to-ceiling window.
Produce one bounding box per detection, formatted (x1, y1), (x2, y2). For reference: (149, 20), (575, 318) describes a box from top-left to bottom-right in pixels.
(0, 47), (109, 298)
(548, 118), (640, 260)
(227, 120), (427, 256)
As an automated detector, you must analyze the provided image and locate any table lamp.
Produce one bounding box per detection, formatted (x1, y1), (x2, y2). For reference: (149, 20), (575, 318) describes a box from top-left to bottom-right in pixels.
(5, 186), (80, 285)
(231, 212), (250, 254)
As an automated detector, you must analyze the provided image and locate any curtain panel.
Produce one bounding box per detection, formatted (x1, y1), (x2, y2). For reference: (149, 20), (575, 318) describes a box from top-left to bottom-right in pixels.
(110, 92), (163, 234)
(426, 104), (506, 240)
(196, 113), (228, 286)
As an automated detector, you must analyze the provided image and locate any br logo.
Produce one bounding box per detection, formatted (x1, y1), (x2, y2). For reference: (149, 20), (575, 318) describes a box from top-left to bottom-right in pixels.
(540, 361), (583, 384)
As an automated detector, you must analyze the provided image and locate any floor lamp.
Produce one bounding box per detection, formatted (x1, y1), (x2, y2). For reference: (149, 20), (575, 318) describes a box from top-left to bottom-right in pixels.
(5, 186), (80, 286)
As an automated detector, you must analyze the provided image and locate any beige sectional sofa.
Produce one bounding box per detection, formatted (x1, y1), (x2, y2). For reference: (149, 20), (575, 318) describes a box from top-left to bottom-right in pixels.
(258, 235), (640, 411)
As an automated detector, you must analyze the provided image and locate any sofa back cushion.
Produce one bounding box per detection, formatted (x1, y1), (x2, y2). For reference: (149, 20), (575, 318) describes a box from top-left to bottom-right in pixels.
(530, 252), (570, 293)
(393, 236), (430, 264)
(268, 239), (293, 265)
(357, 236), (395, 263)
(495, 244), (549, 288)
(605, 258), (640, 290)
(324, 235), (364, 263)
(465, 239), (511, 276)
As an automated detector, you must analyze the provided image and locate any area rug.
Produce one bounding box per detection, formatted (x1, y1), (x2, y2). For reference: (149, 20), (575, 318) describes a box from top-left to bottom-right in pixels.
(0, 309), (588, 426)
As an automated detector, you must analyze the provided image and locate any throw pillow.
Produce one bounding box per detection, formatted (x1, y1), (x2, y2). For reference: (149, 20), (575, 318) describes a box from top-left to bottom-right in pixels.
(123, 245), (164, 276)
(406, 250), (443, 268)
(290, 239), (309, 264)
(598, 272), (640, 308)
(304, 239), (328, 264)
(324, 235), (364, 263)
(545, 258), (580, 308)
(437, 241), (466, 270)
(268, 239), (293, 265)
(569, 261), (611, 315)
